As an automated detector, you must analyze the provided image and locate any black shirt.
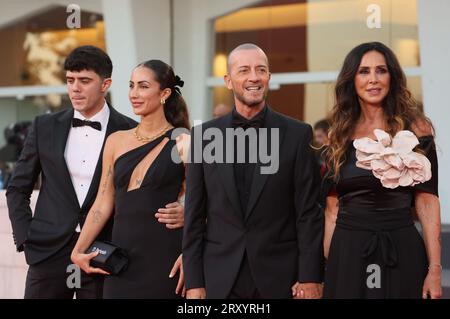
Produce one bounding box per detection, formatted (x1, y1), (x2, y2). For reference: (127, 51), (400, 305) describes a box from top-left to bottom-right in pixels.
(232, 106), (267, 215)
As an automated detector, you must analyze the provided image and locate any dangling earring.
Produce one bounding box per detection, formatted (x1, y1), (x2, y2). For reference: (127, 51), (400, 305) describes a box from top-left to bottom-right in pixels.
(161, 99), (165, 105)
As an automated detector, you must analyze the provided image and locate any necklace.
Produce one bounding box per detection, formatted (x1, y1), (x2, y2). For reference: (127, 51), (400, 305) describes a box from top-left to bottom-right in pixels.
(134, 123), (172, 143)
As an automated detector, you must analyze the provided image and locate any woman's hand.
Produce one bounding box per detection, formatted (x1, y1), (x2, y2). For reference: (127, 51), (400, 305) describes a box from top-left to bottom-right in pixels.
(169, 254), (185, 297)
(70, 250), (110, 275)
(422, 266), (442, 299)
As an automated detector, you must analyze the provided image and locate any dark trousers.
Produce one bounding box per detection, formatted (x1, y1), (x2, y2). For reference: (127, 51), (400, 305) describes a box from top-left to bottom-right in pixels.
(24, 234), (103, 299)
(228, 253), (261, 299)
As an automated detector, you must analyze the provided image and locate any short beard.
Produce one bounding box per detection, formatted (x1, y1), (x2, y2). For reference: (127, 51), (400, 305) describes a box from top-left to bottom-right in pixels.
(235, 91), (267, 108)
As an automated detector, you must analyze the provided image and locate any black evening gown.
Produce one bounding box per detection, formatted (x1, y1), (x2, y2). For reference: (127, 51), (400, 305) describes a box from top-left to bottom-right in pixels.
(103, 129), (184, 299)
(323, 136), (438, 298)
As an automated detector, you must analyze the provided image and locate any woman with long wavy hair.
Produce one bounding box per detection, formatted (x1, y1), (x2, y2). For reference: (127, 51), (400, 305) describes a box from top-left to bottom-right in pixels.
(322, 42), (442, 298)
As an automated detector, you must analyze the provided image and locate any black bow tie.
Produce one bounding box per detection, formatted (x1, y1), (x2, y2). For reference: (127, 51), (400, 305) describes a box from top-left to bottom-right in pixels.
(72, 118), (102, 131)
(232, 114), (264, 129)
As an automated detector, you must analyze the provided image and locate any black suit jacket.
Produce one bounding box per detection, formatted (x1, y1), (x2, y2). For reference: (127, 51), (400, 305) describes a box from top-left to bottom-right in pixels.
(183, 107), (324, 298)
(6, 105), (137, 265)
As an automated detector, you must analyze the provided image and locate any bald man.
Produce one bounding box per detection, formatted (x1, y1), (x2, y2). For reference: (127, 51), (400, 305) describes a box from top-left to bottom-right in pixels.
(183, 43), (324, 299)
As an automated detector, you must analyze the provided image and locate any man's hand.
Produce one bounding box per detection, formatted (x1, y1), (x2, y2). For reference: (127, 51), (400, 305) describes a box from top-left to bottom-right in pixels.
(186, 287), (206, 299)
(291, 282), (323, 299)
(155, 201), (184, 229)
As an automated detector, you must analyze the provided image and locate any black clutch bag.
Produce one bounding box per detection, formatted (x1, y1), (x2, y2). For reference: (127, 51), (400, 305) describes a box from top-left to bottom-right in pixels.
(86, 241), (129, 275)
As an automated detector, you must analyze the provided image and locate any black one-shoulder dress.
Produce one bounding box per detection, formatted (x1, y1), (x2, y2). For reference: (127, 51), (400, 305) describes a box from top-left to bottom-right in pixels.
(103, 129), (184, 299)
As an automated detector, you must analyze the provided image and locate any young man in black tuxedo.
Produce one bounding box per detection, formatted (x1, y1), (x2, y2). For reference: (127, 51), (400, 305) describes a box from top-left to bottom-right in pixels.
(7, 46), (184, 299)
(183, 44), (324, 299)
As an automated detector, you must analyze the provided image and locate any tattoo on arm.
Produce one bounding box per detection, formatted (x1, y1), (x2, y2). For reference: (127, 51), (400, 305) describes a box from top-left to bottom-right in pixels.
(93, 210), (102, 224)
(101, 166), (113, 195)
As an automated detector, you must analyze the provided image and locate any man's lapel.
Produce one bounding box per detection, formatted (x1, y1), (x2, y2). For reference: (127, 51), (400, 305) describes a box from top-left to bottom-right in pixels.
(54, 108), (80, 209)
(245, 107), (285, 221)
(214, 113), (244, 218)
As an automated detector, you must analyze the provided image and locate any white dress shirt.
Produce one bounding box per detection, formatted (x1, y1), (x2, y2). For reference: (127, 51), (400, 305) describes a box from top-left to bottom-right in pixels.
(64, 102), (110, 231)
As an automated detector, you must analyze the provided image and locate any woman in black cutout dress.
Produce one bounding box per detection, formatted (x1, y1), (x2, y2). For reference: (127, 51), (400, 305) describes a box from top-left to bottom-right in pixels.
(102, 128), (185, 298)
(321, 42), (442, 299)
(71, 60), (191, 298)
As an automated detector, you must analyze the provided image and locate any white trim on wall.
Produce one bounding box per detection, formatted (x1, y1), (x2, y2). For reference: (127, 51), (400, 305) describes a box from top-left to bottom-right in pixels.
(206, 66), (422, 87)
(0, 85), (66, 98)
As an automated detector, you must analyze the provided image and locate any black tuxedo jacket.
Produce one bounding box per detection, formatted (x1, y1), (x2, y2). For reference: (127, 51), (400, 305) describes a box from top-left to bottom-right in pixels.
(6, 106), (137, 265)
(183, 107), (324, 298)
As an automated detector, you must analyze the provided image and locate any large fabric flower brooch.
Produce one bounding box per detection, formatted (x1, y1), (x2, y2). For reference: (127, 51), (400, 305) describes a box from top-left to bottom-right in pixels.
(353, 129), (432, 189)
